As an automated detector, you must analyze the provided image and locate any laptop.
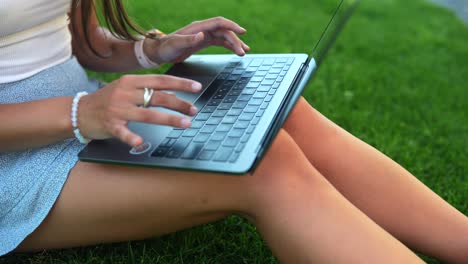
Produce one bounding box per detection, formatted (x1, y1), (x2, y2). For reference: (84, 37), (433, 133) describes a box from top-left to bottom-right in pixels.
(78, 0), (359, 174)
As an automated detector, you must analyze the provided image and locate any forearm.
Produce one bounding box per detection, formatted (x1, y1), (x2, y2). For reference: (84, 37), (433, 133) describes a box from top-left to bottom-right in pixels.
(73, 27), (148, 73)
(0, 97), (74, 152)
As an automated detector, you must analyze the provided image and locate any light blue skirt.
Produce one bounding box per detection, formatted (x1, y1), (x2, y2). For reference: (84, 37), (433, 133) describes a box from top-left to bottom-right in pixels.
(0, 57), (101, 255)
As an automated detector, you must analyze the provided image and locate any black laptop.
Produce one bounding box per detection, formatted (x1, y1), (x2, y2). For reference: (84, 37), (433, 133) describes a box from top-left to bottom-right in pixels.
(78, 0), (359, 174)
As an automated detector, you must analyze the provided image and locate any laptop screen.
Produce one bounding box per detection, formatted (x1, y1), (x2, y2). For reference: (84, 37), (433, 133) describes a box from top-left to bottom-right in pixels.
(310, 0), (360, 66)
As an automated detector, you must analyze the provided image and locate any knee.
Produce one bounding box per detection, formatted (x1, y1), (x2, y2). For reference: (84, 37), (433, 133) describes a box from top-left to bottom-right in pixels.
(239, 129), (333, 217)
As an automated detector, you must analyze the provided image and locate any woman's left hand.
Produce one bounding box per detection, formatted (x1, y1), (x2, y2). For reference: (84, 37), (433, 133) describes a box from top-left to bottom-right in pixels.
(144, 17), (250, 64)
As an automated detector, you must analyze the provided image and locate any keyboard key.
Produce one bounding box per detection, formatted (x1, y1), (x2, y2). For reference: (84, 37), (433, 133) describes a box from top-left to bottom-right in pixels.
(250, 59), (263, 67)
(197, 150), (215, 160)
(241, 72), (255, 78)
(167, 129), (183, 138)
(246, 82), (260, 88)
(218, 103), (233, 110)
(228, 128), (245, 138)
(268, 89), (277, 95)
(237, 94), (252, 101)
(233, 101), (248, 109)
(241, 133), (251, 143)
(216, 123), (233, 132)
(160, 138), (176, 147)
(265, 74), (278, 80)
(253, 91), (268, 99)
(181, 143), (204, 159)
(248, 99), (263, 106)
(235, 143), (246, 152)
(261, 79), (275, 86)
(246, 125), (255, 134)
(204, 140), (221, 151)
(195, 113), (212, 121)
(251, 117), (261, 125)
(234, 121), (250, 129)
(269, 68), (281, 74)
(244, 105), (259, 113)
(239, 112), (255, 121)
(206, 117), (222, 125)
(182, 129), (199, 137)
(223, 137), (240, 147)
(227, 74), (241, 81)
(263, 58), (275, 65)
(272, 63), (285, 68)
(260, 102), (269, 110)
(151, 147), (170, 157)
(193, 133), (210, 143)
(273, 83), (280, 89)
(201, 106), (216, 113)
(213, 147), (234, 162)
(257, 108), (266, 116)
(201, 124), (217, 133)
(265, 95), (273, 102)
(191, 121), (205, 129)
(227, 108), (242, 116)
(276, 58), (287, 63)
(212, 109), (228, 117)
(208, 99), (222, 106)
(223, 137), (239, 147)
(222, 116), (237, 124)
(256, 71), (268, 76)
(250, 76), (263, 82)
(228, 89), (242, 96)
(166, 137), (192, 158)
(241, 88), (256, 95)
(257, 85), (271, 92)
(211, 131), (227, 141)
(223, 96), (237, 104)
(229, 152), (240, 163)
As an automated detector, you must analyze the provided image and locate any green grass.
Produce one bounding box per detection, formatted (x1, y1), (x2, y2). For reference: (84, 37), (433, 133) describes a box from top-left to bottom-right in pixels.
(2, 0), (467, 263)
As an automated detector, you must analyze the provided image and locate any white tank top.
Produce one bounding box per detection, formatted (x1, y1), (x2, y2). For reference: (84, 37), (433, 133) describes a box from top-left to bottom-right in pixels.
(0, 0), (72, 83)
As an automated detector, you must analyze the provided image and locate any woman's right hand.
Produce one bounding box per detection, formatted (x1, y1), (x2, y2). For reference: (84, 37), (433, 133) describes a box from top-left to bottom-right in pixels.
(78, 74), (202, 147)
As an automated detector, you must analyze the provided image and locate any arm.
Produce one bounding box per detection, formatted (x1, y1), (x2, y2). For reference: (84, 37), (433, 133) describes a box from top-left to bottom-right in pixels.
(0, 98), (74, 152)
(70, 6), (144, 72)
(71, 4), (250, 73)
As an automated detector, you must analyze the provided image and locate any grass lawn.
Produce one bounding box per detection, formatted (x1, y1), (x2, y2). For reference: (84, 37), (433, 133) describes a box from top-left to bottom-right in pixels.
(2, 0), (467, 263)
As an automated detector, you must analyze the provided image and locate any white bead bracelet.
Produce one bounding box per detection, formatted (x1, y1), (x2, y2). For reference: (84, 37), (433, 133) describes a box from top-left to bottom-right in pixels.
(71, 91), (91, 144)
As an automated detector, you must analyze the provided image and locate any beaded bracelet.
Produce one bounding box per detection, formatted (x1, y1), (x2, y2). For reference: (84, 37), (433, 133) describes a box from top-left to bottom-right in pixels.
(71, 91), (91, 144)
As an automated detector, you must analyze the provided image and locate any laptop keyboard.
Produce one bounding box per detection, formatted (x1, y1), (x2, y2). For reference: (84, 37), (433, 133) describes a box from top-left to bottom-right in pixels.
(151, 57), (294, 163)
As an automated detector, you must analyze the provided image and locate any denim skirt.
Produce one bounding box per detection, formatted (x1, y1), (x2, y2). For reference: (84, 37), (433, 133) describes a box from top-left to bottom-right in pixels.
(0, 57), (101, 255)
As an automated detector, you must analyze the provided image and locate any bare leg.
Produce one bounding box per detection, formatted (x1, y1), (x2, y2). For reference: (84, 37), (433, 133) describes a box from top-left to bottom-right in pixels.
(283, 97), (468, 263)
(17, 130), (422, 263)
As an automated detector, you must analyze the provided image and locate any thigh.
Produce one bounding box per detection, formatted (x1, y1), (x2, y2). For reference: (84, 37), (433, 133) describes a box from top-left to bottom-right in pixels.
(15, 129), (305, 252)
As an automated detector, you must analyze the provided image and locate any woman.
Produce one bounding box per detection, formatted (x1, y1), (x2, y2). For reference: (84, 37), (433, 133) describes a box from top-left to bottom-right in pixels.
(0, 0), (467, 262)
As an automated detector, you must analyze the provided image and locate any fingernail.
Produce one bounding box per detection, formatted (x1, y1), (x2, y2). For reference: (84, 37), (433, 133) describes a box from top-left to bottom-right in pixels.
(192, 82), (202, 92)
(181, 118), (192, 128)
(241, 27), (247, 32)
(190, 106), (198, 116)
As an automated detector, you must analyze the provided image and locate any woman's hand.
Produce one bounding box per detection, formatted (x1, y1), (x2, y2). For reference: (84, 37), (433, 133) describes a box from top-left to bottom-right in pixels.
(78, 75), (202, 147)
(144, 17), (250, 64)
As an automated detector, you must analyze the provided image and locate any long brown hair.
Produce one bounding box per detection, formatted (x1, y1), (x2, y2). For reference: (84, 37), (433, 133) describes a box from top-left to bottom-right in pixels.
(70, 0), (154, 56)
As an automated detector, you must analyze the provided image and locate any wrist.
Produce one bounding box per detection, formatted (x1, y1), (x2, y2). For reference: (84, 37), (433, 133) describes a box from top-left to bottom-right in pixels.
(143, 37), (165, 65)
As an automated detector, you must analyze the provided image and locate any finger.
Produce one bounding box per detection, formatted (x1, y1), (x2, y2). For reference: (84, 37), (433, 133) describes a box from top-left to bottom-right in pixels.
(168, 32), (205, 50)
(119, 74), (202, 93)
(150, 91), (198, 116)
(112, 124), (144, 147)
(180, 17), (246, 35)
(125, 107), (193, 129)
(212, 30), (246, 55)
